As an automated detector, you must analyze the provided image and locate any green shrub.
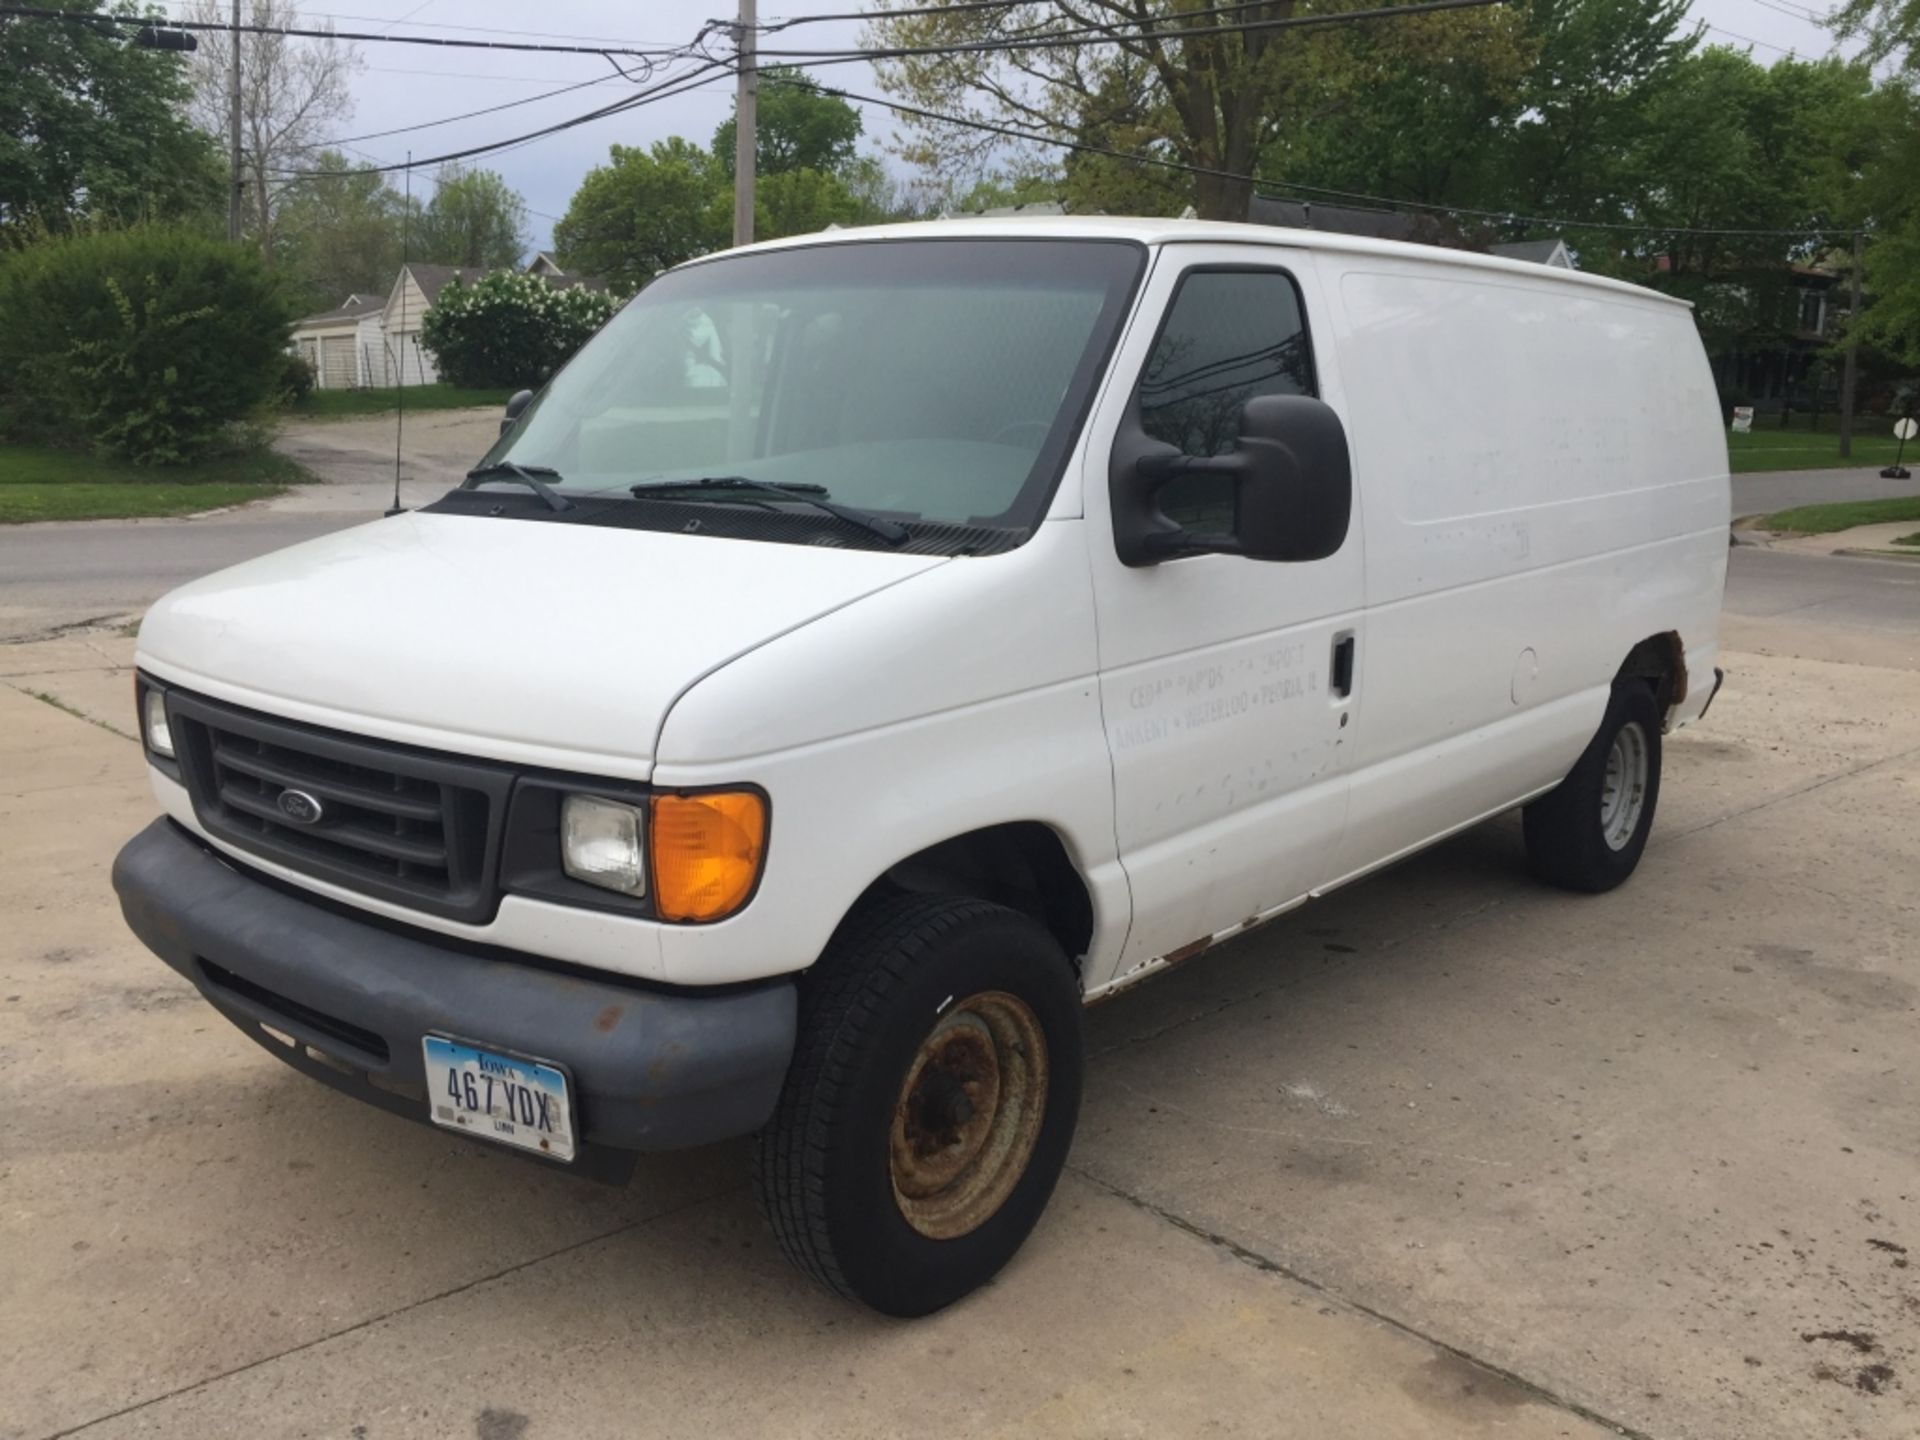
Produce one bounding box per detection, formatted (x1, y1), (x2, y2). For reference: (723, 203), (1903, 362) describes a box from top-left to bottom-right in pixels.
(419, 270), (621, 390)
(0, 226), (293, 465)
(277, 348), (316, 406)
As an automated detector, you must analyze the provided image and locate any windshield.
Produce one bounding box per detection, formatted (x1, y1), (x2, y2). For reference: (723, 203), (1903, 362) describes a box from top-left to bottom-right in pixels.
(478, 238), (1144, 534)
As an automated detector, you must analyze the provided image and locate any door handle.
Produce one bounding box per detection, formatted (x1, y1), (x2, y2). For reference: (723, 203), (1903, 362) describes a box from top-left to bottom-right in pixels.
(1330, 632), (1355, 698)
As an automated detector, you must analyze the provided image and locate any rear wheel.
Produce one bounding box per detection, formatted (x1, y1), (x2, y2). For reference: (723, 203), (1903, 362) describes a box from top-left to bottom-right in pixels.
(754, 895), (1083, 1317)
(1523, 679), (1663, 893)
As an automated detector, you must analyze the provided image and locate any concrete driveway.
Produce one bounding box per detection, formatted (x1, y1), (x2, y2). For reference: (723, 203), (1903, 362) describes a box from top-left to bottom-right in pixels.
(4, 558), (1917, 1438)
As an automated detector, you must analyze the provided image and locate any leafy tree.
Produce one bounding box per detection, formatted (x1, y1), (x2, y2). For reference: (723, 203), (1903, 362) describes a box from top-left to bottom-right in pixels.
(414, 164), (529, 270)
(419, 270), (619, 389)
(275, 151), (413, 312)
(1495, 0), (1695, 218)
(0, 225), (293, 462)
(865, 0), (1527, 221)
(183, 0), (358, 264)
(1834, 0), (1920, 71)
(713, 67), (864, 180)
(0, 1), (224, 241)
(553, 138), (729, 292)
(1563, 51), (1884, 354)
(1265, 8), (1536, 209)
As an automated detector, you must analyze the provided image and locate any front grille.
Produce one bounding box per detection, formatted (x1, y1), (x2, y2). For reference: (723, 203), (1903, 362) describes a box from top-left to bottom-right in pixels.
(166, 688), (514, 923)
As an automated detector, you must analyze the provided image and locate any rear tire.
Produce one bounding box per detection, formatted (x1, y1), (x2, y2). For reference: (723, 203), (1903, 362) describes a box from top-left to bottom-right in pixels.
(1523, 680), (1662, 893)
(753, 894), (1084, 1317)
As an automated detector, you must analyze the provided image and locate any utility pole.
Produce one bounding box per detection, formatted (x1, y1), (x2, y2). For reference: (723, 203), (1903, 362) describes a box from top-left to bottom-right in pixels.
(1838, 228), (1863, 460)
(227, 0), (243, 244)
(732, 0), (757, 248)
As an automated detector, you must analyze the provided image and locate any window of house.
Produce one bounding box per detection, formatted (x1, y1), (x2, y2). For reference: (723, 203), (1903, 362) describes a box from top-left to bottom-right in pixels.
(1137, 269), (1317, 534)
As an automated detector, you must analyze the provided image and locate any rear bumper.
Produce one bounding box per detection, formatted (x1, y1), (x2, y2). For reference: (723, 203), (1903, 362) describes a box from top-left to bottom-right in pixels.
(112, 819), (797, 1182)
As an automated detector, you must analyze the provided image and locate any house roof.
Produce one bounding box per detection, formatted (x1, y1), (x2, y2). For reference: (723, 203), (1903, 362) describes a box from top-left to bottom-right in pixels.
(293, 293), (383, 328)
(1489, 238), (1574, 269)
(401, 263), (487, 305)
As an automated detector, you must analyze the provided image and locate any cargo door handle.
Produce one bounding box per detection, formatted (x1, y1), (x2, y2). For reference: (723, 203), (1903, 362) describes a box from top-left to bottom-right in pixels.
(1330, 633), (1355, 699)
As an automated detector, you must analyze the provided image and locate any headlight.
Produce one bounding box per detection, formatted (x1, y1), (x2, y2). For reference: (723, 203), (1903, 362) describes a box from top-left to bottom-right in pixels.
(560, 795), (647, 898)
(651, 790), (767, 923)
(142, 688), (175, 758)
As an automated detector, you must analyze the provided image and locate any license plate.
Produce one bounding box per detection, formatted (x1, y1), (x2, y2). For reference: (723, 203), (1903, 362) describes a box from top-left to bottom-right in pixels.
(423, 1036), (576, 1163)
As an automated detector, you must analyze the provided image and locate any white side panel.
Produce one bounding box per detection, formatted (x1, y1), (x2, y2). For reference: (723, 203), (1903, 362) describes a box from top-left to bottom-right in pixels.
(1323, 257), (1729, 873)
(655, 521), (1126, 988)
(1082, 244), (1365, 989)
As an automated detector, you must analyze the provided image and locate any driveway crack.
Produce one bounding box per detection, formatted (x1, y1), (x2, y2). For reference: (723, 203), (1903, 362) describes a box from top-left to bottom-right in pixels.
(1070, 1165), (1659, 1440)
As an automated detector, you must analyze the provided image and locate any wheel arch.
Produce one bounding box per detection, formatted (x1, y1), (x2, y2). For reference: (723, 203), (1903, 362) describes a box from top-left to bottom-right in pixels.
(1616, 630), (1688, 712)
(846, 821), (1097, 974)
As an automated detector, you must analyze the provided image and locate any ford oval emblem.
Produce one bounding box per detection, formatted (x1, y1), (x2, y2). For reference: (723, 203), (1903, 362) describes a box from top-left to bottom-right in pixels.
(277, 788), (325, 826)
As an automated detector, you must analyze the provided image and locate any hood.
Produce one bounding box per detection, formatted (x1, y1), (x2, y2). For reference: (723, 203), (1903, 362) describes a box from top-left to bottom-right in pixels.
(137, 512), (945, 777)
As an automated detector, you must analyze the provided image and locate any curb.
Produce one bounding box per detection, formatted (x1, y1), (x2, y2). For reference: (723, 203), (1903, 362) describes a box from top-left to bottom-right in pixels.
(1834, 547), (1920, 563)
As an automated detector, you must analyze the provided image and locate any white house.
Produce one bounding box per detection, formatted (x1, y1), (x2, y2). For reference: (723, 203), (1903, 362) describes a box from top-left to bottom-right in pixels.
(288, 293), (383, 389)
(291, 257), (611, 390)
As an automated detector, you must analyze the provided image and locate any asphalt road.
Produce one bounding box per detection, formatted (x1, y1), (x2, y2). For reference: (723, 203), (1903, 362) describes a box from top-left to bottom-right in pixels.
(2, 444), (1914, 640)
(1731, 463), (1920, 519)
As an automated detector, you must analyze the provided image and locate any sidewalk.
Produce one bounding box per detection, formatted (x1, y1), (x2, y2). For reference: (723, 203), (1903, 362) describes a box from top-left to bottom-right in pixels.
(1765, 519), (1920, 559)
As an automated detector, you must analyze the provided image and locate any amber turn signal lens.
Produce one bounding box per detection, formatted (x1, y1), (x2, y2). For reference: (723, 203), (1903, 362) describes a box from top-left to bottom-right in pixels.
(650, 790), (768, 922)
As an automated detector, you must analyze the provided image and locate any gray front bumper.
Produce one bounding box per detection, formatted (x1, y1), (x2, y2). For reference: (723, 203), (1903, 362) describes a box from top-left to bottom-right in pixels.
(112, 819), (797, 1182)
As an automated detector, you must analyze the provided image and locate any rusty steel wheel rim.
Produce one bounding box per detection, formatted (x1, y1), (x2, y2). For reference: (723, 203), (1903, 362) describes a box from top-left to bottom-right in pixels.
(889, 991), (1049, 1241)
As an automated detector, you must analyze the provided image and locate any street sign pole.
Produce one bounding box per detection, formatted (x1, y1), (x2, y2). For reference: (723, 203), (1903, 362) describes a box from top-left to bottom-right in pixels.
(1884, 416), (1915, 480)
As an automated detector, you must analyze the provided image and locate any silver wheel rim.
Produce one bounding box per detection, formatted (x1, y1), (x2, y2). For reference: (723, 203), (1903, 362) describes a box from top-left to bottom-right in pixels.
(1600, 722), (1649, 851)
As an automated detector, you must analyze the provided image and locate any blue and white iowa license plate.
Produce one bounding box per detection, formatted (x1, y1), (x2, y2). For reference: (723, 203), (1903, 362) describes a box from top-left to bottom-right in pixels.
(423, 1036), (576, 1163)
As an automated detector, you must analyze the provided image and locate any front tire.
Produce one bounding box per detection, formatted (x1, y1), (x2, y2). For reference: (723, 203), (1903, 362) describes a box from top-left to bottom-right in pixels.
(753, 895), (1084, 1317)
(1523, 679), (1663, 893)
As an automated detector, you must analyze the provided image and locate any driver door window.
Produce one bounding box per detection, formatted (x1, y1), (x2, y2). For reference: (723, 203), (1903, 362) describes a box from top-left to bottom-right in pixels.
(1139, 270), (1317, 533)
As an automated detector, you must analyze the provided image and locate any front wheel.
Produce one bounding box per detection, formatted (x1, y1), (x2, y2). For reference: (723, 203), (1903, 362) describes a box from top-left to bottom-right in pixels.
(1523, 679), (1663, 893)
(753, 895), (1084, 1317)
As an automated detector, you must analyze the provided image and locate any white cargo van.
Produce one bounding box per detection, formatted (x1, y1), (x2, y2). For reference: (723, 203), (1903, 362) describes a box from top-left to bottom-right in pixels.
(114, 218), (1728, 1316)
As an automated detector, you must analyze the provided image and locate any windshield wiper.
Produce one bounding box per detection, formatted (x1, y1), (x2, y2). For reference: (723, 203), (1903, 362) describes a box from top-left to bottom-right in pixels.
(628, 476), (909, 546)
(464, 461), (572, 512)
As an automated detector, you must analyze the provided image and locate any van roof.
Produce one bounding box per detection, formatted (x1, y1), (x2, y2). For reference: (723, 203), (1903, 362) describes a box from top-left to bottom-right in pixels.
(721, 215), (1693, 311)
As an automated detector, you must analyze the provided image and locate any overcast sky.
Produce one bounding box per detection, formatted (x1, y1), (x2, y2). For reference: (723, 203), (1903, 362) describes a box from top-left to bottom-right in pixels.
(162, 0), (1862, 255)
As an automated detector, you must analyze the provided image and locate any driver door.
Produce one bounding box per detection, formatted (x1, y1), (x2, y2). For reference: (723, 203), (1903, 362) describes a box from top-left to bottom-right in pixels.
(1085, 246), (1365, 988)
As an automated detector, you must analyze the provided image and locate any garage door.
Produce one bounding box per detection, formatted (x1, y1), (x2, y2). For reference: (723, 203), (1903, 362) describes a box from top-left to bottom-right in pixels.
(320, 334), (356, 389)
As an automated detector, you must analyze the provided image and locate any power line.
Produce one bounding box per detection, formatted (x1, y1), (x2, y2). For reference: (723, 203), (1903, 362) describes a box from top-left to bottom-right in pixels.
(278, 55), (738, 177)
(0, 4), (687, 58)
(746, 0), (1518, 63)
(816, 81), (1860, 240)
(144, 1), (686, 47)
(759, 0), (1281, 30)
(294, 57), (684, 152)
(1702, 22), (1796, 54)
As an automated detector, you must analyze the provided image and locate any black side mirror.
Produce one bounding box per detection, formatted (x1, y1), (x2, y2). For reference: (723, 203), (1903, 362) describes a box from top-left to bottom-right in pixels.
(500, 388), (535, 438)
(1110, 394), (1353, 567)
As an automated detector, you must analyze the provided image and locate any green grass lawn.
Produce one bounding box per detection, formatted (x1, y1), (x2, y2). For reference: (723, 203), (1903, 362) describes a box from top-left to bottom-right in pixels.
(288, 384), (515, 418)
(1758, 496), (1920, 534)
(1727, 428), (1911, 474)
(0, 444), (308, 523)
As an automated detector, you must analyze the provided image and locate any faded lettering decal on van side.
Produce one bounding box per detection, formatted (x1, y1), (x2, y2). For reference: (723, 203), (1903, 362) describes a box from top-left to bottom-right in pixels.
(1112, 644), (1322, 753)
